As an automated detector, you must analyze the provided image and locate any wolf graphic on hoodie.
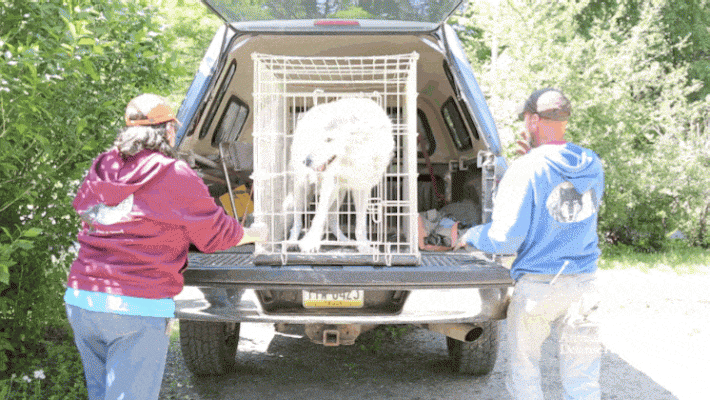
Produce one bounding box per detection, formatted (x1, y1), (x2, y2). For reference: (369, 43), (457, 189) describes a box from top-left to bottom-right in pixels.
(461, 143), (604, 281)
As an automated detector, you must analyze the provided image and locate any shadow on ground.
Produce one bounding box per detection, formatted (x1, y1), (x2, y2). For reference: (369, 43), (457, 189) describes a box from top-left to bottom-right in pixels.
(160, 323), (677, 400)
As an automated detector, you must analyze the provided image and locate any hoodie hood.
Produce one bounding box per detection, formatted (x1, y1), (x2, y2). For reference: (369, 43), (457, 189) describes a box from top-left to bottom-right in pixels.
(539, 143), (603, 195)
(73, 148), (174, 214)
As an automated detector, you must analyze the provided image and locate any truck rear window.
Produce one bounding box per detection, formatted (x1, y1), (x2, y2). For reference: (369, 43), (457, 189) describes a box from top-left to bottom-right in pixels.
(417, 109), (436, 158)
(212, 95), (249, 146)
(442, 97), (472, 151)
(199, 61), (237, 141)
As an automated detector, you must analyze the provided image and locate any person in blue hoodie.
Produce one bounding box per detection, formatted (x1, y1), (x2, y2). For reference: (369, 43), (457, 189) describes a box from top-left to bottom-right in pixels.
(457, 88), (604, 400)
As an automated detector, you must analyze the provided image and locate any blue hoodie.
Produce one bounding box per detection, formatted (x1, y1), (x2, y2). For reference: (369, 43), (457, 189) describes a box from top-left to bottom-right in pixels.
(463, 143), (604, 281)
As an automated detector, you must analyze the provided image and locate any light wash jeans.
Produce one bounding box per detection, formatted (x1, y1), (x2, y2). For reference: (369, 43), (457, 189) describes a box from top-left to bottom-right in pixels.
(66, 304), (171, 400)
(506, 273), (601, 400)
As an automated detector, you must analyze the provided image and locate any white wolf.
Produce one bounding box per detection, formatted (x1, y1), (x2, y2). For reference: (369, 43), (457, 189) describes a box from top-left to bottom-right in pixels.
(287, 97), (394, 253)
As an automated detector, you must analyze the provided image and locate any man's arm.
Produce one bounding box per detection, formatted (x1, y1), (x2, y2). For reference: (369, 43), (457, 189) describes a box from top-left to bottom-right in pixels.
(457, 159), (534, 254)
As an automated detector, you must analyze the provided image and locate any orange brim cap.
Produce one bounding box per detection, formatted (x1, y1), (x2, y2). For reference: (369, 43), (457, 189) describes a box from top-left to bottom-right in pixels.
(125, 103), (177, 126)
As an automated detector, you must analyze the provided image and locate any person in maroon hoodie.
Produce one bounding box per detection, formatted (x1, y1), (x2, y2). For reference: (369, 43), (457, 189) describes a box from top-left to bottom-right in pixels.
(64, 94), (264, 400)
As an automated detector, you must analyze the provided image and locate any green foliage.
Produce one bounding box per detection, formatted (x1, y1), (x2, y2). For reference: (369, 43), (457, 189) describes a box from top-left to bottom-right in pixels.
(210, 0), (458, 22)
(0, 0), (177, 374)
(333, 6), (373, 19)
(159, 0), (221, 105)
(460, 0), (710, 251)
(449, 14), (490, 70)
(574, 0), (642, 38)
(0, 330), (88, 400)
(658, 0), (710, 100)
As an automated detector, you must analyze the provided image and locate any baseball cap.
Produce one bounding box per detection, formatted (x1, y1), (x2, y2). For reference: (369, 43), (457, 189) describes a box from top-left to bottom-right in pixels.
(517, 88), (571, 121)
(124, 93), (178, 127)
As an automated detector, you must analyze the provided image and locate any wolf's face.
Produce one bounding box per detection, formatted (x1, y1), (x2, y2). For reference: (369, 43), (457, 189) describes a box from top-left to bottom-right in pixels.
(290, 97), (393, 189)
(558, 186), (583, 223)
(301, 129), (343, 172)
(546, 181), (599, 224)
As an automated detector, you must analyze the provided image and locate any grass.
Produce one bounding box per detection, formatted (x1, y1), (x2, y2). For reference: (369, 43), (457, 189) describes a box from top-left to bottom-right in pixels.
(599, 243), (710, 274)
(159, 323), (196, 400)
(501, 243), (710, 274)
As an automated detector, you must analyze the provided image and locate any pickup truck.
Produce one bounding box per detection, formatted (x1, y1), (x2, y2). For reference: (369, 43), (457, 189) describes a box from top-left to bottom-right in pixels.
(173, 0), (513, 377)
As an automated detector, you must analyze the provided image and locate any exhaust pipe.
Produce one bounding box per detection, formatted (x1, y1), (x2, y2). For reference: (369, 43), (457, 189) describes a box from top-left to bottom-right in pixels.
(425, 323), (483, 342)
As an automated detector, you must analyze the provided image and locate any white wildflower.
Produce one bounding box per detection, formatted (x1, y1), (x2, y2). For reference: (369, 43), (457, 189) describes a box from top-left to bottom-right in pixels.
(34, 370), (45, 380)
(22, 375), (31, 383)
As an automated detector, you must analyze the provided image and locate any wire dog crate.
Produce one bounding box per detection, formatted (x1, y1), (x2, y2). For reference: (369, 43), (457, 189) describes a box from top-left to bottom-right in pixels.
(251, 52), (420, 266)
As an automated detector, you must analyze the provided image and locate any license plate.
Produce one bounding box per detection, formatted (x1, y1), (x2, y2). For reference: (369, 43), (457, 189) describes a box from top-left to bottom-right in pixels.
(302, 290), (364, 308)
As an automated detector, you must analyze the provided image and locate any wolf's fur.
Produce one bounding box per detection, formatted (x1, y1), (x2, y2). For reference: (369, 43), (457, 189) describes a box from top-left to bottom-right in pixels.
(287, 98), (394, 253)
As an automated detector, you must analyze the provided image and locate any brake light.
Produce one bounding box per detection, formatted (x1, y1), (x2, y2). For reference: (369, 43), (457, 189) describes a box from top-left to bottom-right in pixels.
(314, 20), (360, 27)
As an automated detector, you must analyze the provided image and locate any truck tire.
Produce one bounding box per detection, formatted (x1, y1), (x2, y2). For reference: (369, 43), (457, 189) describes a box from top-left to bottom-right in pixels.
(179, 320), (240, 376)
(446, 321), (499, 376)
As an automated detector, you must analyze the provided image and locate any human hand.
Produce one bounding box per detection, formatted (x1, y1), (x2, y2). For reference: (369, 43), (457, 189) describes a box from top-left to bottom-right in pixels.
(515, 130), (532, 155)
(237, 222), (268, 246)
(454, 228), (473, 250)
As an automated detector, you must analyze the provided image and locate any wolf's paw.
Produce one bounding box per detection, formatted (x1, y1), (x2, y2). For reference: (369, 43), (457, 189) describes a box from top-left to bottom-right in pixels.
(357, 242), (380, 254)
(298, 235), (322, 253)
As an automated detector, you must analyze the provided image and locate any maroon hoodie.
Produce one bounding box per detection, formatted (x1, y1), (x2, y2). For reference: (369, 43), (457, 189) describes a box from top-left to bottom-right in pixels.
(67, 148), (243, 299)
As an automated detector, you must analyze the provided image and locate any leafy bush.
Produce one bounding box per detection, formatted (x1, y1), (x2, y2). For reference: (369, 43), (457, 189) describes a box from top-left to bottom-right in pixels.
(0, 0), (178, 374)
(456, 0), (710, 251)
(0, 327), (88, 400)
(0, 328), (88, 400)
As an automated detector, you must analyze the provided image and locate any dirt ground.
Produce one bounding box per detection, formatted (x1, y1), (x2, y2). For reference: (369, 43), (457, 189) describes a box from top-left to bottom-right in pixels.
(160, 266), (710, 400)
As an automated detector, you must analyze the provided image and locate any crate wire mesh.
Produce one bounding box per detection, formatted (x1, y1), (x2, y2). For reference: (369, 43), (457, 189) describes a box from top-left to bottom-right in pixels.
(251, 52), (420, 266)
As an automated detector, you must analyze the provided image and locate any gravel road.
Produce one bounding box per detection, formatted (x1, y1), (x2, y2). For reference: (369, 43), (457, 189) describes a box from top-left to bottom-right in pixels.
(159, 266), (710, 400)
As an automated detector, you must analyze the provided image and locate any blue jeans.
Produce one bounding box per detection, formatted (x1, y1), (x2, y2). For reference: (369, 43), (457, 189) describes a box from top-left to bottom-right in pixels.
(65, 304), (170, 400)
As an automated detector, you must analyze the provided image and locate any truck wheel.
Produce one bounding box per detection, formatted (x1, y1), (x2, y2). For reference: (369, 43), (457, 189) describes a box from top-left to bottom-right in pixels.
(446, 321), (499, 376)
(179, 320), (240, 376)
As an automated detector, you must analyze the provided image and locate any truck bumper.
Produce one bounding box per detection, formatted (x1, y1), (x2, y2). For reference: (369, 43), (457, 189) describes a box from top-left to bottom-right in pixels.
(175, 286), (510, 324)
